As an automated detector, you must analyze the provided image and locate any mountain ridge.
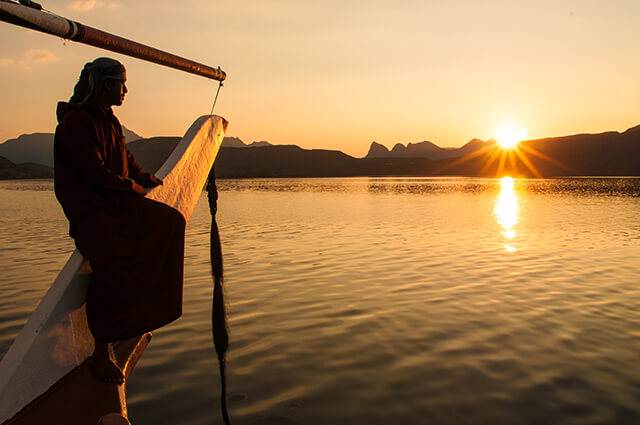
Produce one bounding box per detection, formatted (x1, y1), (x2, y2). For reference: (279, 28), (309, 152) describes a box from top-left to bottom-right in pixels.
(0, 129), (264, 167)
(1, 125), (640, 179)
(0, 125), (141, 167)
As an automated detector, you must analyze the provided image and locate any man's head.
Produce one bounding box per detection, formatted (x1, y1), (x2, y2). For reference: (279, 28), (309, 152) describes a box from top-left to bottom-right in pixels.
(101, 73), (128, 107)
(69, 57), (127, 108)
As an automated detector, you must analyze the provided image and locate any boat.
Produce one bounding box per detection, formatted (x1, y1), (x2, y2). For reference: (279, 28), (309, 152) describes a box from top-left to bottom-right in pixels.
(0, 1), (228, 424)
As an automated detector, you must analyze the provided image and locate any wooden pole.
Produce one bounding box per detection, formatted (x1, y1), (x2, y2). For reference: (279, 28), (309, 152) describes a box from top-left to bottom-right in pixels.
(0, 1), (226, 81)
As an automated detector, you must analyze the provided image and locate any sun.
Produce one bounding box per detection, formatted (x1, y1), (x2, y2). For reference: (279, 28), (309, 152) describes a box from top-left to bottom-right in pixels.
(496, 127), (527, 149)
(441, 124), (569, 178)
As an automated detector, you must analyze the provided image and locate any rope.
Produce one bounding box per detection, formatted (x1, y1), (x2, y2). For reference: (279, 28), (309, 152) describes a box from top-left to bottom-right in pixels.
(210, 77), (224, 115)
(206, 165), (231, 425)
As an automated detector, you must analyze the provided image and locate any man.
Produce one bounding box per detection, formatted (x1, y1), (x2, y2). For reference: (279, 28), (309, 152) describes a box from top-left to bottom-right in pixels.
(54, 57), (186, 383)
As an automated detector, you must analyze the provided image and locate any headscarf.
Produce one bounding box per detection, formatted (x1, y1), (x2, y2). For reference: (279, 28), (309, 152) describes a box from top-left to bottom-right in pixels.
(69, 57), (126, 107)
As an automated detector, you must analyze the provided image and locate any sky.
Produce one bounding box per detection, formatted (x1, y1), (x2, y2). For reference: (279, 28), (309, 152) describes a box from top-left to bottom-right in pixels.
(1, 0), (639, 157)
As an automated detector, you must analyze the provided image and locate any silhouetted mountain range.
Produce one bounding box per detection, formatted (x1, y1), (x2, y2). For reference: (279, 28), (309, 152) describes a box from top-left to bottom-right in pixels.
(0, 126), (142, 167)
(366, 138), (486, 160)
(222, 137), (272, 148)
(0, 156), (53, 179)
(1, 125), (640, 179)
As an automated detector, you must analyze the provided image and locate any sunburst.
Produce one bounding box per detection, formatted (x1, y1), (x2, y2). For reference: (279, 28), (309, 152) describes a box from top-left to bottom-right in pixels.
(439, 129), (572, 178)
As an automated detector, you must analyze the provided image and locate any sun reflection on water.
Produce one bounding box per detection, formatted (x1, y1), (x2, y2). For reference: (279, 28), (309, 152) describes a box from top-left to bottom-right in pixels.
(494, 177), (520, 251)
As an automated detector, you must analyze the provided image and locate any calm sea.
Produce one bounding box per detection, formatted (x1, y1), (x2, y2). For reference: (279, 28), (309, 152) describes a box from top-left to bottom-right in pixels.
(1, 177), (640, 425)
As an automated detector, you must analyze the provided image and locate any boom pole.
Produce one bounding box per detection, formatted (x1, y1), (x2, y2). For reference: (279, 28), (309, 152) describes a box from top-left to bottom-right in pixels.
(0, 0), (226, 81)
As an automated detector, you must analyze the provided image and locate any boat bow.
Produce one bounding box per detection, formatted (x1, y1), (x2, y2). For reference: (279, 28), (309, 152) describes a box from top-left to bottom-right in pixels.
(0, 115), (228, 425)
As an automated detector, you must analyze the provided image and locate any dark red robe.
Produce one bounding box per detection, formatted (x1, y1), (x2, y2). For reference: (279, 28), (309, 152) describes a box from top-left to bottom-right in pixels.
(54, 102), (186, 343)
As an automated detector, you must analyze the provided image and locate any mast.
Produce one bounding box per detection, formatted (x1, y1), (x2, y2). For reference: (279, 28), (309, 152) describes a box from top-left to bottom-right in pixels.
(0, 0), (226, 81)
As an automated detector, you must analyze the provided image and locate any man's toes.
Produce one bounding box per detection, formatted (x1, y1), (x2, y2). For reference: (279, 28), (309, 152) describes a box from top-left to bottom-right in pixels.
(90, 357), (124, 384)
(108, 366), (124, 383)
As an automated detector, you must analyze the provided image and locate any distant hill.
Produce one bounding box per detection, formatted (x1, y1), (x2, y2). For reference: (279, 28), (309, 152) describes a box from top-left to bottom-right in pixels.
(126, 136), (275, 173)
(127, 140), (360, 177)
(2, 125), (640, 179)
(221, 137), (246, 148)
(124, 137), (276, 174)
(127, 137), (181, 173)
(0, 156), (53, 179)
(366, 138), (489, 160)
(215, 145), (359, 177)
(122, 126), (143, 143)
(429, 127), (640, 177)
(217, 127), (640, 178)
(507, 127), (640, 176)
(0, 130), (277, 179)
(0, 125), (143, 167)
(0, 133), (54, 167)
(221, 137), (272, 148)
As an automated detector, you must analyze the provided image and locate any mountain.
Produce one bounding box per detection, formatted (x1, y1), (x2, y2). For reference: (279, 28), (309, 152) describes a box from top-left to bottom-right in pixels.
(248, 141), (272, 147)
(2, 125), (640, 179)
(366, 138), (485, 160)
(0, 133), (53, 166)
(0, 125), (143, 167)
(212, 128), (640, 178)
(215, 145), (358, 177)
(122, 126), (143, 143)
(458, 138), (486, 156)
(126, 140), (362, 177)
(221, 137), (246, 148)
(221, 137), (272, 148)
(517, 129), (640, 176)
(623, 124), (640, 137)
(0, 155), (53, 179)
(127, 137), (181, 173)
(128, 136), (273, 173)
(0, 130), (266, 168)
(366, 142), (390, 158)
(434, 129), (640, 177)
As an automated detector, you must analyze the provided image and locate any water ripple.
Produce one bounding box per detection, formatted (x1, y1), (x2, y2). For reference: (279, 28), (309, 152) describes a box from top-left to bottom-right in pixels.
(1, 178), (639, 425)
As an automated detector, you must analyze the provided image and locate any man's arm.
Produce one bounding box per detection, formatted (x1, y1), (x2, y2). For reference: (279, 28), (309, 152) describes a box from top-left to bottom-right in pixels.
(57, 113), (146, 195)
(125, 148), (163, 187)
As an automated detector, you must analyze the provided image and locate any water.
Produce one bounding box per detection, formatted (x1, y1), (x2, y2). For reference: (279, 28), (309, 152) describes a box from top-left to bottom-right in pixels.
(1, 177), (639, 425)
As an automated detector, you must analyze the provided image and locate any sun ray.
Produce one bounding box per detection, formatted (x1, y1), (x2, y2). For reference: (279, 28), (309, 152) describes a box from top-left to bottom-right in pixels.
(508, 150), (516, 172)
(497, 149), (508, 177)
(438, 144), (494, 172)
(478, 148), (502, 175)
(513, 146), (543, 178)
(438, 130), (574, 179)
(517, 144), (574, 173)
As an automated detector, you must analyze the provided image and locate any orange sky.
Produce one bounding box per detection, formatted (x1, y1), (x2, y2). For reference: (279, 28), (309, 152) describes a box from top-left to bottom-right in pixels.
(1, 0), (639, 157)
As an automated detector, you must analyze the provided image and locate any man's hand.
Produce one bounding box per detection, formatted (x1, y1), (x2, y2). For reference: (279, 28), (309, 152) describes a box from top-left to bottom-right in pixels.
(147, 175), (164, 187)
(139, 175), (163, 188)
(132, 181), (147, 196)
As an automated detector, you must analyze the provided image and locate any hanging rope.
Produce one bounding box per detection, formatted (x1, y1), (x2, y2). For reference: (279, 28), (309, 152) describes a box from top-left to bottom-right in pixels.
(207, 164), (230, 425)
(210, 76), (224, 115)
(206, 76), (230, 423)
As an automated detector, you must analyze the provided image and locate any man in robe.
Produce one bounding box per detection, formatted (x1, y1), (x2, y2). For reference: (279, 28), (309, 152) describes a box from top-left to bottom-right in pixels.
(54, 57), (186, 383)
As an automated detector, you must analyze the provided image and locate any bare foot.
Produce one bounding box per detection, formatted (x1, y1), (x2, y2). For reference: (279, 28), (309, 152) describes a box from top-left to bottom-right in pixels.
(97, 413), (131, 425)
(91, 341), (124, 384)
